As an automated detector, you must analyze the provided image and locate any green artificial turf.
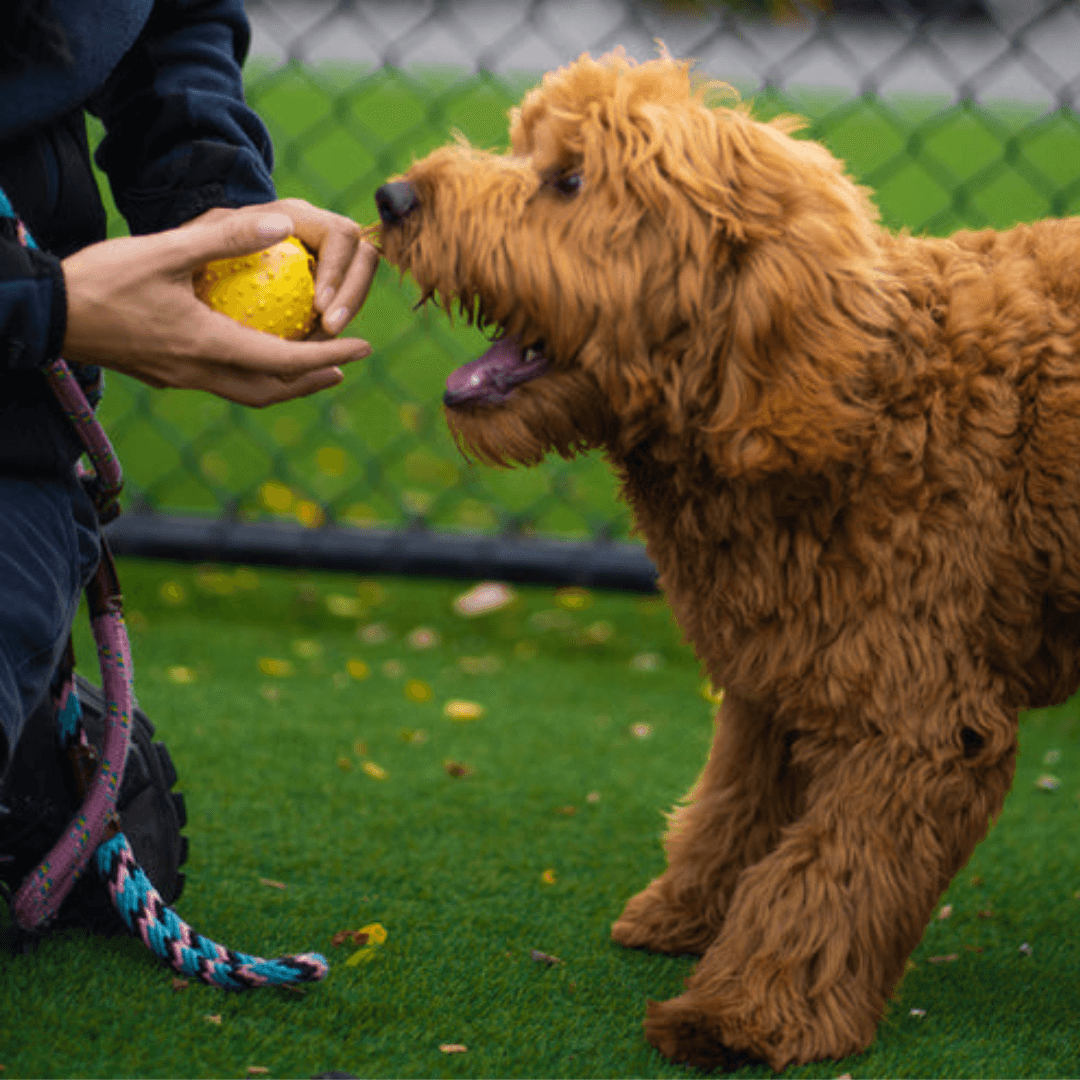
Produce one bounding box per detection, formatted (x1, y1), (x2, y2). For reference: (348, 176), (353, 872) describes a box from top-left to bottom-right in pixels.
(2, 559), (1079, 1078)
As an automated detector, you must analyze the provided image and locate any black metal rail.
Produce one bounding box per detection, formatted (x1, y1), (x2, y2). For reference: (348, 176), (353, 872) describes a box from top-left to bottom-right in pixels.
(104, 513), (660, 593)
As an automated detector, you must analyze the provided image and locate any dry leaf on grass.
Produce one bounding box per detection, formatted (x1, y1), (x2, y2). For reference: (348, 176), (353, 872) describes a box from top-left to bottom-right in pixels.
(327, 594), (363, 618)
(1035, 774), (1060, 791)
(928, 953), (959, 963)
(937, 904), (952, 920)
(405, 679), (432, 702)
(439, 1044), (468, 1054)
(344, 923), (387, 966)
(259, 878), (287, 890)
(444, 761), (472, 777)
(555, 586), (592, 610)
(247, 1068), (270, 1076)
(407, 627), (440, 649)
(363, 761), (388, 780)
(172, 978), (189, 991)
(444, 699), (484, 721)
(453, 582), (515, 617)
(205, 1014), (222, 1025)
(556, 805), (577, 816)
(258, 658), (294, 678)
(530, 949), (562, 966)
(909, 1008), (927, 1017)
(541, 868), (557, 885)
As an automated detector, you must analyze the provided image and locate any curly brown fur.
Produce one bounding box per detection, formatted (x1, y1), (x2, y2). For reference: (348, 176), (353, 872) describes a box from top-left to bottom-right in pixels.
(376, 49), (1080, 1072)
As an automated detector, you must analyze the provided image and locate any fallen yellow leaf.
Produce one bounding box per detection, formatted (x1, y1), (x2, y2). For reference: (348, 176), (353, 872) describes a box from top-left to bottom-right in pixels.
(555, 586), (592, 610)
(258, 658), (294, 677)
(327, 594), (363, 618)
(444, 699), (485, 721)
(405, 679), (433, 702)
(346, 923), (388, 966)
(363, 761), (388, 780)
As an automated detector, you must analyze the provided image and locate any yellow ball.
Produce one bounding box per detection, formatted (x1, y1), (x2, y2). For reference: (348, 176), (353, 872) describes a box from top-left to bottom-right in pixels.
(194, 235), (318, 340)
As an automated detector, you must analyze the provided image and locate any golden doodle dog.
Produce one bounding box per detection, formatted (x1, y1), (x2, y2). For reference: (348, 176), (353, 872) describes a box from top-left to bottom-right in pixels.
(374, 50), (1080, 1072)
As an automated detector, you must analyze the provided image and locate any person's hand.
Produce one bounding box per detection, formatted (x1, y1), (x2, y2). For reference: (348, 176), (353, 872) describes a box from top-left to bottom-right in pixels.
(186, 198), (379, 339)
(61, 212), (373, 407)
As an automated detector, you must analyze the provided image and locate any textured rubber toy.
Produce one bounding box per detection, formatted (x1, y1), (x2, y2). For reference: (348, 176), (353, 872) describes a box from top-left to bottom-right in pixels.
(193, 235), (318, 340)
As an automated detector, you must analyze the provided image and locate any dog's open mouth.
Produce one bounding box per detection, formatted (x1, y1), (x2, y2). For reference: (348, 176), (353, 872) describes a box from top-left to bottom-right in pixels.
(443, 335), (549, 408)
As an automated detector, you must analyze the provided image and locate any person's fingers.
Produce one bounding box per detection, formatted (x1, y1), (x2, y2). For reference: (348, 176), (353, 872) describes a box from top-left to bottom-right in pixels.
(198, 364), (346, 408)
(194, 306), (372, 377)
(309, 221), (361, 314)
(321, 240), (379, 335)
(167, 212), (296, 274)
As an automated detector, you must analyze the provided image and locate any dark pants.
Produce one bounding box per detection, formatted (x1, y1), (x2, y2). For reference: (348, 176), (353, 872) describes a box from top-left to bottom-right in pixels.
(0, 474), (101, 784)
(0, 108), (108, 783)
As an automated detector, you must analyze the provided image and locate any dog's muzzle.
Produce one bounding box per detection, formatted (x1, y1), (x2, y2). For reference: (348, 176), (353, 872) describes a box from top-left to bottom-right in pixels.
(375, 182), (421, 226)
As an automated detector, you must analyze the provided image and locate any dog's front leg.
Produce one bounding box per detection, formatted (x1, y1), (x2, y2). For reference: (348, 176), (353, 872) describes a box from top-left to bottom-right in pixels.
(612, 691), (806, 956)
(643, 726), (1016, 1072)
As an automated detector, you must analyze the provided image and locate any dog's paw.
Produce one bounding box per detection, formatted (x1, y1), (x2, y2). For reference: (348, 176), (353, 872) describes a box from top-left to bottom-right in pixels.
(611, 878), (718, 956)
(645, 995), (757, 1073)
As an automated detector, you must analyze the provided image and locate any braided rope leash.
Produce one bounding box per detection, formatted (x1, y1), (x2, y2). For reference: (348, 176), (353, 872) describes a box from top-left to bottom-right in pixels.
(96, 832), (327, 989)
(6, 205), (327, 989)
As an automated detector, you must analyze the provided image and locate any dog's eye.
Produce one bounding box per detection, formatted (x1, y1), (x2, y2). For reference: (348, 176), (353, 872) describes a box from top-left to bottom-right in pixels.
(554, 173), (582, 196)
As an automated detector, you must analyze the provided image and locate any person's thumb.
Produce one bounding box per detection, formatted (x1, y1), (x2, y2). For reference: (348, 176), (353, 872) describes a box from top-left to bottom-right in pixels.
(173, 212), (295, 272)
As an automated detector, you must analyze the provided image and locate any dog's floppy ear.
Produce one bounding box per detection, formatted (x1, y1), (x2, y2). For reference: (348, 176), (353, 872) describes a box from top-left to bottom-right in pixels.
(698, 114), (893, 477)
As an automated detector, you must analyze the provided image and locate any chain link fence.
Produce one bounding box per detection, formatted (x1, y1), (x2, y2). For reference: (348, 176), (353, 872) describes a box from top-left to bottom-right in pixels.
(98, 0), (1080, 588)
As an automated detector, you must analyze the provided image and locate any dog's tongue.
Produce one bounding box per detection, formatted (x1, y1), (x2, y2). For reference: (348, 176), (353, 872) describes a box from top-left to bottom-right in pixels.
(444, 335), (549, 406)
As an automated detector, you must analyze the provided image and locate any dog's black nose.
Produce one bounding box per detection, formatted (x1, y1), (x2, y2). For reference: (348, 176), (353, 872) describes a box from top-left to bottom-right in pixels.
(375, 182), (421, 226)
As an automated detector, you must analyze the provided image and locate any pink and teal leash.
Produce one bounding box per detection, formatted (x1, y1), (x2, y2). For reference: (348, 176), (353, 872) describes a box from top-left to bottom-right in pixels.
(8, 206), (327, 990)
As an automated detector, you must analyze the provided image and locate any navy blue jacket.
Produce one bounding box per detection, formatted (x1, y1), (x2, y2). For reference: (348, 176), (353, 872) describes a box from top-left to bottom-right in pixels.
(0, 0), (277, 476)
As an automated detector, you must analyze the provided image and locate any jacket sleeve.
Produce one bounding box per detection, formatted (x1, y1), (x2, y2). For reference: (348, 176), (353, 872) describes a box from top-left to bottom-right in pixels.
(0, 219), (67, 372)
(86, 0), (277, 236)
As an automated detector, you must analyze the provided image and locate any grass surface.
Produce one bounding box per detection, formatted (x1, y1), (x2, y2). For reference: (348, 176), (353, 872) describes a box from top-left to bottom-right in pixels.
(2, 559), (1080, 1078)
(82, 65), (1080, 537)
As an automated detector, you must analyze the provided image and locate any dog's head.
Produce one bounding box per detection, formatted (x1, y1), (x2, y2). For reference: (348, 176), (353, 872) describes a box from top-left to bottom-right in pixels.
(376, 50), (891, 477)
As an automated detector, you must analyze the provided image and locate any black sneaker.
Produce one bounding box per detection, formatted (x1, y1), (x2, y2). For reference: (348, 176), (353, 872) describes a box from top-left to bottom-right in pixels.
(0, 673), (188, 937)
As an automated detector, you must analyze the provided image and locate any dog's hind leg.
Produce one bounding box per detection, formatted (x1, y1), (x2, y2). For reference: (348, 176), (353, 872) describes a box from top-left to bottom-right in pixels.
(611, 692), (807, 956)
